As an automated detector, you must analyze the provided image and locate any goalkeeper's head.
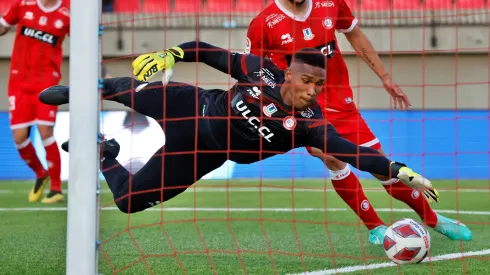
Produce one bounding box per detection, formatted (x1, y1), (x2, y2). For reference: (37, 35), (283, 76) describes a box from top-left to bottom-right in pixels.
(283, 48), (327, 111)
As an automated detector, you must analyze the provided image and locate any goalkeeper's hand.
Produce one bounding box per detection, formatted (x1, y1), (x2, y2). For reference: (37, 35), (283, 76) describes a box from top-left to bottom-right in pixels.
(396, 166), (440, 203)
(132, 47), (184, 82)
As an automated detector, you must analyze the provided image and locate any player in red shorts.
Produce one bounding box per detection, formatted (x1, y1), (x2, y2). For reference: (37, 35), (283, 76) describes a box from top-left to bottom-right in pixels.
(246, 0), (471, 243)
(0, 0), (70, 203)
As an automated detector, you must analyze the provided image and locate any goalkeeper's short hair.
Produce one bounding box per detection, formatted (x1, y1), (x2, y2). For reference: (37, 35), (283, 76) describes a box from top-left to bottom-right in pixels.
(291, 48), (327, 69)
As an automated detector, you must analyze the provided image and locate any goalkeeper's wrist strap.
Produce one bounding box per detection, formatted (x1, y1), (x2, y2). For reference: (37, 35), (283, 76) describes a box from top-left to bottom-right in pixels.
(164, 47), (184, 62)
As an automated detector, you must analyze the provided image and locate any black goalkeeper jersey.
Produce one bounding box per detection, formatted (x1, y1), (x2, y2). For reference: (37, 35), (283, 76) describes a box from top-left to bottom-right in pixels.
(175, 42), (335, 164)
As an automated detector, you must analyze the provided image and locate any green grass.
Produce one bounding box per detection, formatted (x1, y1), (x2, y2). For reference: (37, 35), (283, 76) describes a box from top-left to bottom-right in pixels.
(0, 179), (489, 275)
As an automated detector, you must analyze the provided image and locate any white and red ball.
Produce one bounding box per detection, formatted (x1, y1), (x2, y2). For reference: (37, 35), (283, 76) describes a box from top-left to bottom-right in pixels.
(383, 218), (431, 264)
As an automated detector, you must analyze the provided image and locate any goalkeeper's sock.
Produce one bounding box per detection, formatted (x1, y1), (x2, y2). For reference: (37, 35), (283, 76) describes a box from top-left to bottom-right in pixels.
(17, 139), (47, 178)
(330, 165), (385, 230)
(101, 158), (129, 197)
(43, 137), (62, 192)
(382, 179), (438, 228)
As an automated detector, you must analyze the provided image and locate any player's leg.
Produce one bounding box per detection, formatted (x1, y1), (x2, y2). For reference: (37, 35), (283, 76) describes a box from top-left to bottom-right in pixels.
(306, 146), (386, 245)
(39, 77), (197, 128)
(343, 111), (471, 241)
(101, 143), (226, 214)
(36, 100), (63, 203)
(8, 86), (49, 202)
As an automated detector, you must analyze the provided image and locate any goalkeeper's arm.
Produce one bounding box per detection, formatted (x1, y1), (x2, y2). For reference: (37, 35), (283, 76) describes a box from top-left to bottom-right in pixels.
(133, 41), (258, 82)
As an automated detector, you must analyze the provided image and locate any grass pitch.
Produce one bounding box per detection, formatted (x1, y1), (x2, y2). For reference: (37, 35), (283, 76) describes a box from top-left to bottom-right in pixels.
(0, 179), (489, 275)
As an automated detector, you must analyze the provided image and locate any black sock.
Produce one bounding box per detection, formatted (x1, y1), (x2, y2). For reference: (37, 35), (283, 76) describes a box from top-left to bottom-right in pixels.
(101, 158), (130, 197)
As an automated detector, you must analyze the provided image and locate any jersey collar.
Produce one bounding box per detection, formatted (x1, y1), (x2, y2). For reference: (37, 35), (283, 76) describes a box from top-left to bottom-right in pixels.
(274, 0), (313, 22)
(37, 0), (63, 13)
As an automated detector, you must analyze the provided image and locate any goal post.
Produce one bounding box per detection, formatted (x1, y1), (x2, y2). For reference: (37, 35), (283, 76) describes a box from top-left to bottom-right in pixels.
(65, 0), (101, 274)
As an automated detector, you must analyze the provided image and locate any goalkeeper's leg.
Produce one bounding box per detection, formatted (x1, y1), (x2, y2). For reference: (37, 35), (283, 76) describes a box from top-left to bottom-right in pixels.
(101, 144), (226, 214)
(61, 132), (226, 213)
(39, 77), (201, 128)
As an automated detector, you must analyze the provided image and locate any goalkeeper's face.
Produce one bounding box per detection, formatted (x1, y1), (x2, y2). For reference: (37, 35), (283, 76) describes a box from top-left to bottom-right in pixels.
(285, 62), (325, 110)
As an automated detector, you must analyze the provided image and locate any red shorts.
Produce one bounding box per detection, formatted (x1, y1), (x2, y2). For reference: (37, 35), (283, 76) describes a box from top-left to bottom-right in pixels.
(8, 82), (58, 130)
(327, 110), (381, 150)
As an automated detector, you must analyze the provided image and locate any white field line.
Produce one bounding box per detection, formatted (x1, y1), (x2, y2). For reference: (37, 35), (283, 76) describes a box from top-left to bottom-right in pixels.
(287, 249), (490, 275)
(0, 187), (488, 195)
(0, 207), (489, 215)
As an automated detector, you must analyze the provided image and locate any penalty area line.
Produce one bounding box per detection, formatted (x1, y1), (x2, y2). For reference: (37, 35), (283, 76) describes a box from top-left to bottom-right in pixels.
(286, 248), (490, 275)
(0, 207), (489, 215)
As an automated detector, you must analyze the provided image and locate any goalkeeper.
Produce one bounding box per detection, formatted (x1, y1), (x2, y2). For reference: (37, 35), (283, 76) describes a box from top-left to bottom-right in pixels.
(39, 41), (439, 214)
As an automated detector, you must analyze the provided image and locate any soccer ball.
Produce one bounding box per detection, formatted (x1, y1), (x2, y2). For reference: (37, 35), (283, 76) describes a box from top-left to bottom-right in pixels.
(383, 218), (431, 264)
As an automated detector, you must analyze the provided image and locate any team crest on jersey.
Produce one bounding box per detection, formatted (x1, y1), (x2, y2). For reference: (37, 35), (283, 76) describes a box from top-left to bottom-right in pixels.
(263, 103), (278, 117)
(322, 17), (333, 29)
(39, 16), (47, 26)
(283, 116), (297, 130)
(302, 28), (314, 41)
(345, 97), (353, 104)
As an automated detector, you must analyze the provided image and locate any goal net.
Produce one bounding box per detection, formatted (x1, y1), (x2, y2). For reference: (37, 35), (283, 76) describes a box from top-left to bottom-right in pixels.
(1, 0), (487, 274)
(93, 1), (489, 274)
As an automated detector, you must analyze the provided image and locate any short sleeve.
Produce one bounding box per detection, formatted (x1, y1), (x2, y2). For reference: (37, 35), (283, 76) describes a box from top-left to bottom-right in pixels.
(335, 0), (358, 33)
(246, 16), (269, 57)
(1, 0), (22, 27)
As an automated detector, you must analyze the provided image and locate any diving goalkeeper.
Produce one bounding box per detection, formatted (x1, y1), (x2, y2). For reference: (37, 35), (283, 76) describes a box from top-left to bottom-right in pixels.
(39, 41), (440, 214)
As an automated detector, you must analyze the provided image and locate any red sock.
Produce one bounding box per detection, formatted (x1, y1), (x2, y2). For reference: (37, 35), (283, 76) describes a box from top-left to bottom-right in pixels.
(17, 139), (47, 178)
(330, 165), (385, 230)
(383, 179), (438, 228)
(43, 137), (62, 192)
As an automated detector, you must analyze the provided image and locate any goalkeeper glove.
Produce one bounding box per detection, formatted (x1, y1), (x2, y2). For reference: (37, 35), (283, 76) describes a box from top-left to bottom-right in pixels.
(132, 47), (184, 82)
(393, 162), (440, 203)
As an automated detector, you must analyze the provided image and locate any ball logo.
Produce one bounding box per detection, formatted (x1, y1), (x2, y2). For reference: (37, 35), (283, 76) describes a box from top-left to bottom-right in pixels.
(411, 190), (420, 199)
(361, 199), (370, 211)
(283, 116), (296, 130)
(322, 17), (333, 29)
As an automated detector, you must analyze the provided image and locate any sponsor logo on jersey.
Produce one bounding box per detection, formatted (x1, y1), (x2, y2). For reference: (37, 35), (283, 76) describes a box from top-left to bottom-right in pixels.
(300, 108), (314, 118)
(317, 40), (337, 58)
(247, 86), (262, 99)
(322, 17), (333, 29)
(263, 103), (277, 117)
(283, 116), (296, 130)
(344, 97), (353, 104)
(281, 33), (293, 45)
(315, 1), (335, 8)
(266, 13), (285, 28)
(303, 28), (314, 41)
(21, 27), (59, 46)
(24, 11), (34, 20)
(236, 100), (274, 142)
(254, 69), (276, 88)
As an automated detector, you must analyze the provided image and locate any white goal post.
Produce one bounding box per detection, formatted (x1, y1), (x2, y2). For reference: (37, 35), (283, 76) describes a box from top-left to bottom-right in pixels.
(65, 0), (101, 274)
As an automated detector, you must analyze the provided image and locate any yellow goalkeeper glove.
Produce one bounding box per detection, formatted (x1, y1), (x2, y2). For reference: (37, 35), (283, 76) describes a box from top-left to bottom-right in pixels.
(395, 164), (440, 203)
(132, 47), (184, 82)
